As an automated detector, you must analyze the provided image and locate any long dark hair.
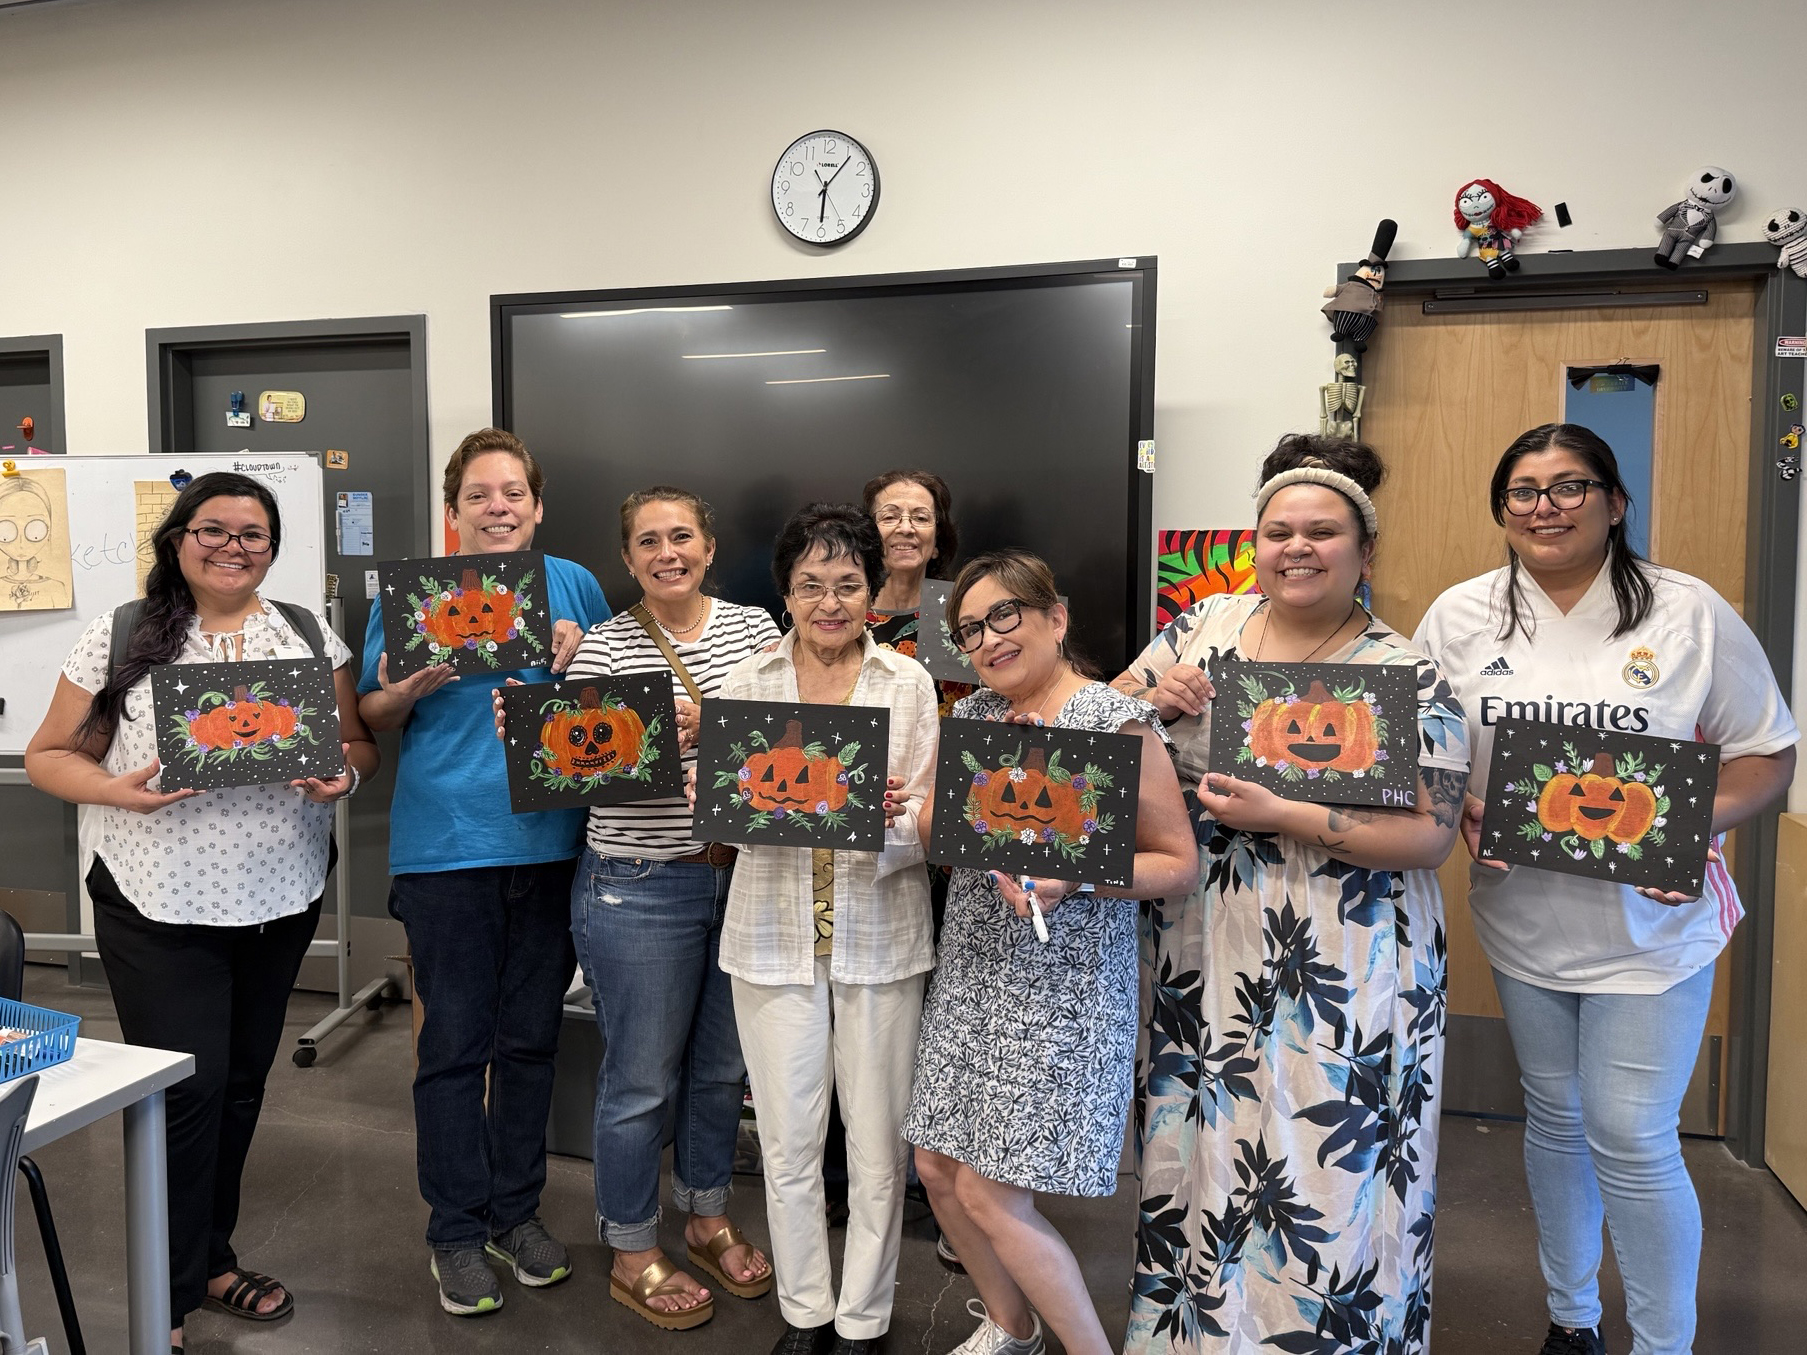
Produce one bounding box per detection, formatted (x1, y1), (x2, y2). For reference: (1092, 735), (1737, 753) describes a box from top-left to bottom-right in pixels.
(1488, 423), (1652, 642)
(72, 472), (282, 747)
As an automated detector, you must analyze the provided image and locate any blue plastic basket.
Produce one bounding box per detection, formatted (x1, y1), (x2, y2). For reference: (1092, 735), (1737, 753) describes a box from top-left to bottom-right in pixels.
(0, 997), (81, 1083)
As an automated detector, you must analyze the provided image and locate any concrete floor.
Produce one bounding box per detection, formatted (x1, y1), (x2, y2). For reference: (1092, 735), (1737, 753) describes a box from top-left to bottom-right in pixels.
(12, 968), (1807, 1354)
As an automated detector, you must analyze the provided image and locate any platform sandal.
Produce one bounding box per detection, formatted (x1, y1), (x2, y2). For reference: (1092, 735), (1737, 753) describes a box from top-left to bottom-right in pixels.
(609, 1254), (715, 1330)
(686, 1222), (773, 1300)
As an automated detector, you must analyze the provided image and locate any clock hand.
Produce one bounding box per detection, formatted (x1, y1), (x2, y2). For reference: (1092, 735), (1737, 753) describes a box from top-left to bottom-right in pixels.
(825, 157), (852, 189)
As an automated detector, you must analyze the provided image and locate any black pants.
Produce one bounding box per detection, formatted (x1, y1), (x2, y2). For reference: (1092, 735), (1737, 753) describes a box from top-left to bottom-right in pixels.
(89, 856), (323, 1324)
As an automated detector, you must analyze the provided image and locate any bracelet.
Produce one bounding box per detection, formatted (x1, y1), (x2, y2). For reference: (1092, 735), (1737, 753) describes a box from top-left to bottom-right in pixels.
(344, 765), (362, 798)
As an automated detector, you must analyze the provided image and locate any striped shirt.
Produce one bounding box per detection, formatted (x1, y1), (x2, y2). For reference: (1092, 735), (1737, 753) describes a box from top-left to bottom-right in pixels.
(567, 600), (781, 860)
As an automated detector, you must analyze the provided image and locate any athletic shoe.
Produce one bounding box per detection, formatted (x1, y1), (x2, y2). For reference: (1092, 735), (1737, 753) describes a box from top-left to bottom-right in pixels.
(1538, 1324), (1606, 1355)
(486, 1216), (572, 1287)
(771, 1321), (836, 1355)
(936, 1231), (965, 1274)
(430, 1246), (503, 1317)
(947, 1299), (1043, 1355)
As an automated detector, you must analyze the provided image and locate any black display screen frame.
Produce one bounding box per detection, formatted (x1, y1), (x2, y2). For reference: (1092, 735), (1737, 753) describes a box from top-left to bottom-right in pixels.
(490, 257), (1157, 673)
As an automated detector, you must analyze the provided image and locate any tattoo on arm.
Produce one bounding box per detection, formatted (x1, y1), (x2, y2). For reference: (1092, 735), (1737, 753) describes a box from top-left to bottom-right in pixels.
(1325, 805), (1377, 833)
(1422, 767), (1469, 830)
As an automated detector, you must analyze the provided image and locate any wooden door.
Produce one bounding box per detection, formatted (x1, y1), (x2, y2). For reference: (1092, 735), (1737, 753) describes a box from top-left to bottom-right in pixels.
(1361, 282), (1758, 1128)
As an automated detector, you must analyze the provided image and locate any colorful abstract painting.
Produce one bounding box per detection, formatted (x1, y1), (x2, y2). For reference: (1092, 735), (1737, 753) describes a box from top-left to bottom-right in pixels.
(1156, 529), (1258, 629)
(151, 658), (342, 791)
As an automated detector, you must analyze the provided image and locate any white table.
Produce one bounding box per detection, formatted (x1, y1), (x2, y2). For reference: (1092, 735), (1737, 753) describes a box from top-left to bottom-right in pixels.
(21, 1038), (193, 1354)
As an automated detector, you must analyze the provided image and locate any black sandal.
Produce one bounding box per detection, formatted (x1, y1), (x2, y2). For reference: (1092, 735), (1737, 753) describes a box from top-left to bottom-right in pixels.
(202, 1267), (294, 1322)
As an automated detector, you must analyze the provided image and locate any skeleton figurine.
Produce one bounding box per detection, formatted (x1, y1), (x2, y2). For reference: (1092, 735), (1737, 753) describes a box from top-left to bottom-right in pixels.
(1765, 209), (1807, 278)
(1320, 353), (1365, 440)
(1655, 167), (1736, 269)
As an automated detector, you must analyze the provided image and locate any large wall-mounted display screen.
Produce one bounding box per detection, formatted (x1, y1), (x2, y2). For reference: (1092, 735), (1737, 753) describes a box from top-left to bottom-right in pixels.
(492, 259), (1155, 672)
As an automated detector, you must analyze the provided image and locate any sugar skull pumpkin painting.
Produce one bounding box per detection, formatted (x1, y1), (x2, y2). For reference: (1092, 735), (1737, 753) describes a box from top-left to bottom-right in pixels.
(151, 658), (342, 791)
(926, 718), (1143, 888)
(1478, 720), (1721, 892)
(376, 551), (551, 677)
(1208, 660), (1420, 807)
(696, 699), (890, 850)
(500, 676), (680, 812)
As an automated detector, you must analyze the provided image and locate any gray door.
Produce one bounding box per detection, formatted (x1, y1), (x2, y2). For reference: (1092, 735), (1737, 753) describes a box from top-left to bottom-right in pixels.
(154, 329), (429, 939)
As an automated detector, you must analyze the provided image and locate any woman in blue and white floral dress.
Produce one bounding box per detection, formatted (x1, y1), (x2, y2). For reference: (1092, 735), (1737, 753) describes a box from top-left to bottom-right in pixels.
(1114, 438), (1470, 1355)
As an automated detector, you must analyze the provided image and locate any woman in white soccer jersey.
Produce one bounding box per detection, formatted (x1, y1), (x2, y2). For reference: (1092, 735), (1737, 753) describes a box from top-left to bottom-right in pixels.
(1414, 423), (1797, 1355)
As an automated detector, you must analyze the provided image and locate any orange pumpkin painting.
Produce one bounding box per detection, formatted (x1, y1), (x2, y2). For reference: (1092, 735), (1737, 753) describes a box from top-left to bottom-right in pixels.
(1246, 679), (1381, 774)
(170, 680), (319, 772)
(531, 686), (659, 788)
(714, 718), (867, 829)
(403, 564), (544, 670)
(961, 743), (1114, 860)
(1498, 738), (1674, 865)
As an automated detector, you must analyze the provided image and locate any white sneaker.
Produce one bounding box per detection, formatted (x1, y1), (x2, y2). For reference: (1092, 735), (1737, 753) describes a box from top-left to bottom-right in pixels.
(947, 1299), (1044, 1355)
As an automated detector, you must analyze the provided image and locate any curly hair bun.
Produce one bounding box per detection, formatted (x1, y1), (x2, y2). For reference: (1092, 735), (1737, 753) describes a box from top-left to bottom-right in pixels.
(1257, 434), (1387, 497)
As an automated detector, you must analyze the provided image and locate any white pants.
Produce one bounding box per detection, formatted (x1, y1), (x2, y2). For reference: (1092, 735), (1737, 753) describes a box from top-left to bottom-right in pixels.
(732, 957), (926, 1337)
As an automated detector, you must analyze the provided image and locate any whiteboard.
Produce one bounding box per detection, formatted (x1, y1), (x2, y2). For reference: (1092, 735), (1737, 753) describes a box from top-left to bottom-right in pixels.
(0, 453), (326, 757)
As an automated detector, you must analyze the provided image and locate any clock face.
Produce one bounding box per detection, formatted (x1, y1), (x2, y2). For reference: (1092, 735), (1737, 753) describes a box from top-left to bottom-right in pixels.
(771, 130), (878, 246)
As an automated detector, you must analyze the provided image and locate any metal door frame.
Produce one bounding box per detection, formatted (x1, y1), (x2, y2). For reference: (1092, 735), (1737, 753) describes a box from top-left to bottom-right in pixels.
(0, 333), (66, 455)
(1331, 242), (1807, 1166)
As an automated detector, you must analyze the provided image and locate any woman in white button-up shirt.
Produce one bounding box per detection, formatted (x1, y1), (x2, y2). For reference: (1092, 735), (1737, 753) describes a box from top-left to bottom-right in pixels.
(717, 503), (937, 1355)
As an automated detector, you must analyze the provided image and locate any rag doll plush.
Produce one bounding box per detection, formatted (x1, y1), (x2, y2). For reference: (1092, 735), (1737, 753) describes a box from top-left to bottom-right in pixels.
(1764, 208), (1807, 278)
(1322, 219), (1397, 352)
(1454, 179), (1542, 279)
(1655, 168), (1736, 269)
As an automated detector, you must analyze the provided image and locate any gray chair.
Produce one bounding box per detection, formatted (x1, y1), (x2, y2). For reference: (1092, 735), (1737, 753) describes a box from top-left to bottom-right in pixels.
(0, 1074), (49, 1353)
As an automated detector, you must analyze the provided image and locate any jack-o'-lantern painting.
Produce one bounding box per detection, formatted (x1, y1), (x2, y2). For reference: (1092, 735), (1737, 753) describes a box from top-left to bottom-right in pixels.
(377, 550), (551, 677)
(696, 699), (891, 850)
(1208, 659), (1421, 808)
(1476, 719), (1721, 893)
(499, 676), (681, 813)
(151, 657), (342, 791)
(960, 743), (1113, 865)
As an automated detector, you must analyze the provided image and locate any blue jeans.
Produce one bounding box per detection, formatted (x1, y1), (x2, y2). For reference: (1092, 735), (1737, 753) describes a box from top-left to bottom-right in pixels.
(572, 848), (746, 1251)
(1493, 964), (1715, 1355)
(389, 860), (578, 1250)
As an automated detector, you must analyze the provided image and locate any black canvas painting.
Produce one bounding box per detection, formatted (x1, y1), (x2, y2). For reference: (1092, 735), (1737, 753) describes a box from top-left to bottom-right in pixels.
(1208, 659), (1420, 808)
(500, 676), (681, 813)
(696, 699), (890, 850)
(915, 580), (1067, 686)
(151, 658), (342, 792)
(377, 551), (551, 678)
(1477, 719), (1720, 893)
(926, 717), (1142, 889)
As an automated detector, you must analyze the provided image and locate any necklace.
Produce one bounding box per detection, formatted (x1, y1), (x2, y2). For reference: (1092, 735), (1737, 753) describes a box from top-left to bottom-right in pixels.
(1012, 663), (1072, 723)
(1252, 597), (1361, 663)
(649, 595), (707, 638)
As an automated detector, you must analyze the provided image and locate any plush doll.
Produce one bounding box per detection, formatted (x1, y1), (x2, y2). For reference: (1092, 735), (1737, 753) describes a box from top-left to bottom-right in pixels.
(1454, 179), (1542, 279)
(1320, 353), (1365, 440)
(1655, 167), (1736, 269)
(1322, 219), (1397, 352)
(1764, 209), (1807, 278)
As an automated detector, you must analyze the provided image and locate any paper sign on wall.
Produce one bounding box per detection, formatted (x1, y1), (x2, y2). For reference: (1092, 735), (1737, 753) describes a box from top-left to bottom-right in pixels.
(259, 390), (306, 422)
(335, 491), (374, 556)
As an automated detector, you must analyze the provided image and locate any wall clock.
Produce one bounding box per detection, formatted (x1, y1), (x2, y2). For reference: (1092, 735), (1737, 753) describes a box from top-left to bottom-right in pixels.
(771, 130), (878, 246)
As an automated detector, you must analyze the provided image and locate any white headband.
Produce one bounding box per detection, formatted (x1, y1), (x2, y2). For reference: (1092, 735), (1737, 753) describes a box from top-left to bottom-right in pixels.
(1253, 466), (1379, 537)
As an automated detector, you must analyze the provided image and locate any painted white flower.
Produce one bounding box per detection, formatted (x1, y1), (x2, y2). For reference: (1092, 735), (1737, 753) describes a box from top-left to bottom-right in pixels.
(1018, 829), (1036, 845)
(1009, 767), (1027, 783)
(1654, 816), (1667, 827)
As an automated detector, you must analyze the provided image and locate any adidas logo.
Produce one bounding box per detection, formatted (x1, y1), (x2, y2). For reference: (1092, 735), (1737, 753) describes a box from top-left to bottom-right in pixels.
(1479, 656), (1515, 676)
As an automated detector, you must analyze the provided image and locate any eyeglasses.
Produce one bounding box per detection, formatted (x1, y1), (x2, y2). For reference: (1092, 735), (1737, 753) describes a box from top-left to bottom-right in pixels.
(1500, 479), (1609, 516)
(874, 507), (935, 529)
(185, 526), (274, 555)
(951, 599), (1038, 652)
(789, 581), (869, 604)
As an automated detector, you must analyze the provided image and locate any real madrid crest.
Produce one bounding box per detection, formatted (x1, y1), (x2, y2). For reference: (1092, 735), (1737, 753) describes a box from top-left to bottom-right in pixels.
(1622, 645), (1660, 689)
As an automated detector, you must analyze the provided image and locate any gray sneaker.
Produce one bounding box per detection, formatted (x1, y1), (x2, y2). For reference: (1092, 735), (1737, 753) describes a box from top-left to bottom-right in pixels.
(430, 1246), (503, 1317)
(486, 1216), (573, 1287)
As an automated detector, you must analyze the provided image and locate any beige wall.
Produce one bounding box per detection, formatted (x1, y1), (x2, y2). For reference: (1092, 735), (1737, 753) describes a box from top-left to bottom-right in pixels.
(7, 0), (1807, 744)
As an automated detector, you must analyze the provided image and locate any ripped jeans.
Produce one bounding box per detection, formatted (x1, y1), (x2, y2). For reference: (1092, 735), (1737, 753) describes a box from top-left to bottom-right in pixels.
(571, 847), (745, 1251)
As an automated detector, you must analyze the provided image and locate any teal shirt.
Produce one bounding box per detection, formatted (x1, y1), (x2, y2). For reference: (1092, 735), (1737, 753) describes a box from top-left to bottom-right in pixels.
(358, 554), (610, 875)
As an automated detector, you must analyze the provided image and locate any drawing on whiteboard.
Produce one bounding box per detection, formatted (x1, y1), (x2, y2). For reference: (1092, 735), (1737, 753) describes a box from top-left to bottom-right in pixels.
(0, 468), (74, 611)
(133, 479), (179, 597)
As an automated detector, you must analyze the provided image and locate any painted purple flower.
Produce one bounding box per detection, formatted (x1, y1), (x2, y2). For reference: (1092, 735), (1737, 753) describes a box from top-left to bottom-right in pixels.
(1241, 719), (1253, 731)
(1306, 768), (1320, 779)
(815, 801), (830, 815)
(1555, 761), (1568, 774)
(973, 819), (989, 834)
(1634, 771), (1647, 781)
(1040, 827), (1056, 843)
(1274, 760), (1289, 772)
(1070, 776), (1088, 791)
(415, 623), (428, 635)
(453, 587), (465, 598)
(837, 771), (850, 785)
(277, 698), (290, 707)
(773, 807), (787, 820)
(506, 628), (518, 640)
(465, 639), (478, 650)
(1373, 749), (1389, 762)
(1082, 817), (1098, 834)
(185, 708), (201, 720)
(1541, 832), (1553, 841)
(972, 770), (990, 786)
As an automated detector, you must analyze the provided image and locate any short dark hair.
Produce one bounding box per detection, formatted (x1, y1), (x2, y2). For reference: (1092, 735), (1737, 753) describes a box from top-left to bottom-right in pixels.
(1256, 433), (1387, 546)
(442, 428), (544, 506)
(861, 469), (958, 574)
(946, 548), (1100, 678)
(771, 503), (886, 599)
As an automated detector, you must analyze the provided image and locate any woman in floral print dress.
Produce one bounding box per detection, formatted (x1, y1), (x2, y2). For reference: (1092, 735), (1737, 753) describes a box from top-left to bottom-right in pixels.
(1113, 437), (1470, 1355)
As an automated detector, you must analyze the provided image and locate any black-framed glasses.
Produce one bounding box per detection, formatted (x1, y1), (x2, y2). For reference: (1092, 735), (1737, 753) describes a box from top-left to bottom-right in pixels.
(185, 526), (274, 554)
(1500, 479), (1609, 516)
(951, 598), (1037, 652)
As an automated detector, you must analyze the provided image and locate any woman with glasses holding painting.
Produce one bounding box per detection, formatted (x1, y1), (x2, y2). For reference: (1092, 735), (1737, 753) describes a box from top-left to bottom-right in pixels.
(1414, 424), (1796, 1355)
(717, 504), (939, 1355)
(904, 549), (1198, 1355)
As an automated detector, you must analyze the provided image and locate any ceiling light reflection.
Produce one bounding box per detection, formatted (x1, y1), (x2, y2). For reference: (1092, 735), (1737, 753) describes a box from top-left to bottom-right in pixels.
(557, 306), (734, 319)
(764, 374), (892, 386)
(683, 349), (827, 360)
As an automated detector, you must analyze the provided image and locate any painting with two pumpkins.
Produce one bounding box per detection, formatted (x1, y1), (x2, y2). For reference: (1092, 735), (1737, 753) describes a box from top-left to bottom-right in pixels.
(1206, 659), (1421, 808)
(151, 657), (343, 792)
(696, 698), (891, 851)
(375, 550), (552, 678)
(1477, 719), (1721, 893)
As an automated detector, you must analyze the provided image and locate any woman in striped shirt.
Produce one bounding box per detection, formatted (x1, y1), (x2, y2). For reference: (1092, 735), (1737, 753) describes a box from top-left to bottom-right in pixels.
(509, 486), (779, 1329)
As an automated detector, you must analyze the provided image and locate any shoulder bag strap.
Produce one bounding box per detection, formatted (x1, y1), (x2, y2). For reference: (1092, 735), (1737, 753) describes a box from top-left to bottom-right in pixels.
(107, 598), (148, 689)
(269, 600), (327, 659)
(630, 602), (704, 705)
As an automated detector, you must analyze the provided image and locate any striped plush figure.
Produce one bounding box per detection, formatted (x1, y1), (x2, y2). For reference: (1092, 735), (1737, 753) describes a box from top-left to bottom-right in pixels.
(1765, 208), (1807, 278)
